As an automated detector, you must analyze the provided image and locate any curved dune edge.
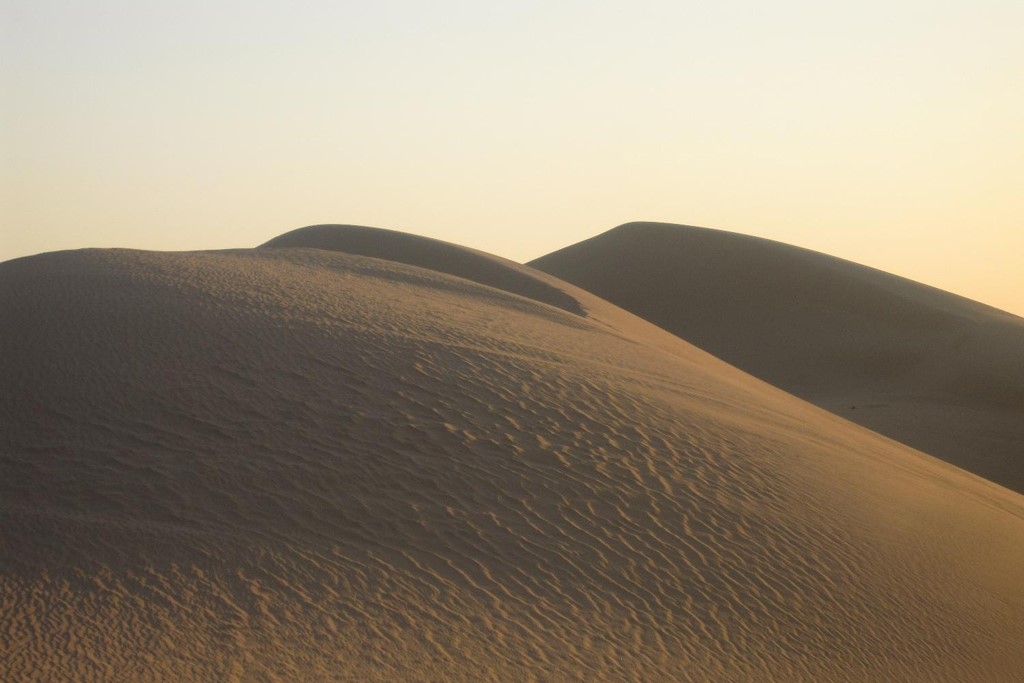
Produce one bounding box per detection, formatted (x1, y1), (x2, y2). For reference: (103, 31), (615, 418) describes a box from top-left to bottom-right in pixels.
(531, 221), (1024, 493)
(2, 240), (1023, 681)
(262, 224), (588, 316)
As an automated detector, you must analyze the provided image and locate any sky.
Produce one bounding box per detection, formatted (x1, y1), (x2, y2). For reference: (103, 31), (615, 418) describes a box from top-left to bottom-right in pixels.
(2, 0), (1022, 315)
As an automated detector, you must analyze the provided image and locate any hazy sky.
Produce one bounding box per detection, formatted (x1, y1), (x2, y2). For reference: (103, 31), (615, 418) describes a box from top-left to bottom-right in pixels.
(3, 0), (1022, 315)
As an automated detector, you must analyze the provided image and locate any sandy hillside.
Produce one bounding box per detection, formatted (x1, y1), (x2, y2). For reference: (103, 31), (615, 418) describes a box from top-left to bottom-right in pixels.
(531, 222), (1024, 493)
(2, 225), (1023, 681)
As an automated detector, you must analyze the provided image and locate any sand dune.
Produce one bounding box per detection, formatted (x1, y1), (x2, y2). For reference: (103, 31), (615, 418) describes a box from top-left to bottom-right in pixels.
(531, 222), (1024, 493)
(2, 230), (1024, 681)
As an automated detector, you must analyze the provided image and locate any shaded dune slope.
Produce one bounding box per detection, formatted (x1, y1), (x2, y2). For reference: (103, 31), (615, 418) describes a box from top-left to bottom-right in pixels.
(531, 222), (1024, 492)
(2, 238), (1024, 681)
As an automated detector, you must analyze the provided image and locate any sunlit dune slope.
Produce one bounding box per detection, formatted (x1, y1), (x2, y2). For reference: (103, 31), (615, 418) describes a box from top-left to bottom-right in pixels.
(531, 222), (1024, 493)
(2, 236), (1023, 681)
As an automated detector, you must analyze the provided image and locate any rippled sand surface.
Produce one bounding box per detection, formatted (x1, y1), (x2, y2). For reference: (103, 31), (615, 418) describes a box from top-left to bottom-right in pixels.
(3, 230), (1023, 681)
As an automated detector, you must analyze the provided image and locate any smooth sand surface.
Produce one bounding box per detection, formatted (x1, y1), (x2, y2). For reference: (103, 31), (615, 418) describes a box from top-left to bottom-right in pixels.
(3, 226), (1024, 681)
(531, 222), (1024, 493)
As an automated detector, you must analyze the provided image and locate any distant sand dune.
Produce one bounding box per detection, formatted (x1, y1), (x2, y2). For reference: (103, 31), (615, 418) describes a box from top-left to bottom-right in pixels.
(531, 221), (1024, 493)
(2, 233), (1023, 681)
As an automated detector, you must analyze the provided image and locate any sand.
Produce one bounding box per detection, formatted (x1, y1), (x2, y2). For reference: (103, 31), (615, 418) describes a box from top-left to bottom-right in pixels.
(531, 221), (1024, 493)
(2, 225), (1023, 681)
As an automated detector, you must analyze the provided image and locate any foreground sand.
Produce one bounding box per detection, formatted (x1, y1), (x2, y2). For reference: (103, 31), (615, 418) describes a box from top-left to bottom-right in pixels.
(2, 226), (1023, 681)
(531, 222), (1024, 493)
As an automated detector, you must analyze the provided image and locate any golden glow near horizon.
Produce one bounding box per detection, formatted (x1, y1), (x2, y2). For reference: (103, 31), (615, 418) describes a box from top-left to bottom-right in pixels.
(2, 1), (1022, 315)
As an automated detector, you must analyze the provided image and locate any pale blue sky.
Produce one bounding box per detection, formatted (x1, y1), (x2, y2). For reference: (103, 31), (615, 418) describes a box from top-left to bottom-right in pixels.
(2, 0), (1022, 314)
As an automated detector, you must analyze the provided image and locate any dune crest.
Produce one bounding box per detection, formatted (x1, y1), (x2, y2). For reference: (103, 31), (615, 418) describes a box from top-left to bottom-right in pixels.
(3, 234), (1024, 680)
(531, 221), (1024, 492)
(263, 224), (586, 316)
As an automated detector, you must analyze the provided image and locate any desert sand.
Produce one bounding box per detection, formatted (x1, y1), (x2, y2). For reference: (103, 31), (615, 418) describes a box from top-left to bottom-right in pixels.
(2, 224), (1023, 681)
(532, 222), (1024, 494)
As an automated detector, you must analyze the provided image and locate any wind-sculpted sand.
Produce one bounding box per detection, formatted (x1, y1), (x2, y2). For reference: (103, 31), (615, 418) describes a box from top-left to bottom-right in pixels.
(532, 222), (1024, 493)
(2, 228), (1023, 681)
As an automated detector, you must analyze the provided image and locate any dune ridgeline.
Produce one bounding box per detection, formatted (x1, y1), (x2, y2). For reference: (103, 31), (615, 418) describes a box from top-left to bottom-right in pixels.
(2, 224), (1023, 681)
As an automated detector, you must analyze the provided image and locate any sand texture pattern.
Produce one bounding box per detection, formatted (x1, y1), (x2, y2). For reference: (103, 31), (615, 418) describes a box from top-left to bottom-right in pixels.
(531, 222), (1024, 493)
(2, 228), (1024, 681)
